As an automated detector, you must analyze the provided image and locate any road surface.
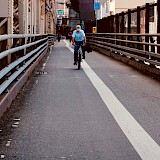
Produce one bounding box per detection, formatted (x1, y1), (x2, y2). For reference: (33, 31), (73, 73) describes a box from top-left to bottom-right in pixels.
(0, 40), (160, 160)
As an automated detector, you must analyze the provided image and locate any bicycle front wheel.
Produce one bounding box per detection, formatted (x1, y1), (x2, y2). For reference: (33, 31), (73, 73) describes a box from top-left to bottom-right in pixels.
(78, 54), (81, 70)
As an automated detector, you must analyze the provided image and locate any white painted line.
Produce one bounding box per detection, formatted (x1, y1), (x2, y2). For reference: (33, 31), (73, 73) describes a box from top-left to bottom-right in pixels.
(0, 155), (5, 159)
(6, 140), (11, 147)
(12, 124), (18, 128)
(64, 40), (70, 46)
(35, 80), (39, 84)
(14, 118), (21, 121)
(14, 122), (19, 125)
(43, 63), (46, 67)
(42, 62), (47, 70)
(64, 40), (160, 160)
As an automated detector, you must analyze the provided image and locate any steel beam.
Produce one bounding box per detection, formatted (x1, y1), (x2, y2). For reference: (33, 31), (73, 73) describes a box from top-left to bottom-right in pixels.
(157, 0), (160, 55)
(8, 0), (14, 64)
(18, 0), (24, 33)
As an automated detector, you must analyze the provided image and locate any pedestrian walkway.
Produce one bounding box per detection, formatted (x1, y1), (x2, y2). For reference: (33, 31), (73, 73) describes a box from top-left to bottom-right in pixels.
(0, 40), (160, 160)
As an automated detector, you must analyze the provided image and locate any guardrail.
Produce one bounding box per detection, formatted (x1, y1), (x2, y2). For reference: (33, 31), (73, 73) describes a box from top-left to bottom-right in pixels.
(0, 34), (56, 95)
(87, 33), (160, 69)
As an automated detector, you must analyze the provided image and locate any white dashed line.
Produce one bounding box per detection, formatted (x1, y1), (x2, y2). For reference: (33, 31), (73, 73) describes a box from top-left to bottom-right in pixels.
(36, 80), (39, 84)
(0, 155), (5, 159)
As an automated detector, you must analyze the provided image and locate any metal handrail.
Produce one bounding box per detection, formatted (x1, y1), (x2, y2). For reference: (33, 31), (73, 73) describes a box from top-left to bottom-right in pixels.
(89, 41), (160, 66)
(87, 33), (160, 36)
(88, 41), (146, 61)
(0, 37), (48, 59)
(0, 46), (47, 94)
(0, 42), (47, 80)
(87, 34), (160, 68)
(87, 36), (159, 47)
(0, 34), (46, 41)
(0, 34), (56, 94)
(88, 39), (160, 59)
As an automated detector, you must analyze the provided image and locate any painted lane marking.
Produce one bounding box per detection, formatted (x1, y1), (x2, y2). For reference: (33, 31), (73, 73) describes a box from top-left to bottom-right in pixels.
(64, 40), (160, 160)
(0, 155), (5, 159)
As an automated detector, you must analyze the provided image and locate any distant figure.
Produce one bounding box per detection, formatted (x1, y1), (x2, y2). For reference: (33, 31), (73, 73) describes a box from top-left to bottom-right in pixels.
(57, 33), (61, 42)
(68, 31), (72, 43)
(150, 36), (155, 43)
(150, 36), (155, 55)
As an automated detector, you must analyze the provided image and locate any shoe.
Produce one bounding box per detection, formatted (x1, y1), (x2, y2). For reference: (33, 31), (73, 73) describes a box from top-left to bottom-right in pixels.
(73, 61), (77, 65)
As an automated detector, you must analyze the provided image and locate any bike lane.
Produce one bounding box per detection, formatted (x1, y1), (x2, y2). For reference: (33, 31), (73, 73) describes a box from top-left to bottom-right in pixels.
(0, 41), (144, 159)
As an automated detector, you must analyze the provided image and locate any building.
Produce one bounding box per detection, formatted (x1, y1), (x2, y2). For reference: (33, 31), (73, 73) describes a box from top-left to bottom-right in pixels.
(56, 0), (69, 26)
(78, 0), (95, 22)
(95, 0), (156, 19)
(56, 0), (69, 18)
(95, 0), (109, 20)
(0, 0), (57, 35)
(109, 0), (154, 15)
(45, 0), (57, 34)
(65, 0), (95, 31)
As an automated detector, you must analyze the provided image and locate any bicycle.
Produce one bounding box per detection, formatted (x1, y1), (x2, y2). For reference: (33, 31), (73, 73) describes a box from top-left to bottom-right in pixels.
(77, 44), (83, 70)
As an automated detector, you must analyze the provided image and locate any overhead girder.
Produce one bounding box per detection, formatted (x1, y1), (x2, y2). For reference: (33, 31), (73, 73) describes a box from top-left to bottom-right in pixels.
(70, 0), (79, 13)
(69, 0), (95, 22)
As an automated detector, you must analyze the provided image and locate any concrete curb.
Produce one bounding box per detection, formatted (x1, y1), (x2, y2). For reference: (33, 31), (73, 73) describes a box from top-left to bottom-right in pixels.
(0, 48), (48, 118)
(91, 45), (160, 80)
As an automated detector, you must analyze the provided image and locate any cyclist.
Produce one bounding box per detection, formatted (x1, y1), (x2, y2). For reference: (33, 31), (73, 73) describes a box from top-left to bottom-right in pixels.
(72, 25), (86, 65)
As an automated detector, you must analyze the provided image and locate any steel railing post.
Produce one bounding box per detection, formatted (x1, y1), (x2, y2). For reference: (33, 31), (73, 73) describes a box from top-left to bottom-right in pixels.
(145, 3), (150, 59)
(157, 0), (160, 60)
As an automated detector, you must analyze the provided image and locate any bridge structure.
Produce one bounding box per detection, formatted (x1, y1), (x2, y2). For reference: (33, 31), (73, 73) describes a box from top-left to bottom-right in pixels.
(0, 0), (57, 35)
(0, 0), (160, 159)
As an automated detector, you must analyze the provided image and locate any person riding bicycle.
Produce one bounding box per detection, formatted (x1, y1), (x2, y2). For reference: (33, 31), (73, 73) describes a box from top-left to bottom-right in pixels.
(72, 25), (86, 65)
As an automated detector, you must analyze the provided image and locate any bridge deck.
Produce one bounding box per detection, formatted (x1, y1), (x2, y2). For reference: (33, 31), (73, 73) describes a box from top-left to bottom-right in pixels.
(0, 40), (160, 159)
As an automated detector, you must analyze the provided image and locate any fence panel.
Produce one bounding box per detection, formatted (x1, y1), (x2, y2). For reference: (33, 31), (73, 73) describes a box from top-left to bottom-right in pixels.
(0, 34), (56, 94)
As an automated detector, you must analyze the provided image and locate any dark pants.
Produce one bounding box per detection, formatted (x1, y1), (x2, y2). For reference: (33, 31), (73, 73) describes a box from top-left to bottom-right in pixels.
(58, 37), (61, 42)
(74, 41), (85, 62)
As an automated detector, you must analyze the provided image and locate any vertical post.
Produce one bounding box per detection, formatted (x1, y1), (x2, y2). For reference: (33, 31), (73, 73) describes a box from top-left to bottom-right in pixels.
(24, 0), (28, 56)
(41, 0), (45, 34)
(45, 0), (47, 34)
(24, 0), (29, 34)
(145, 3), (149, 54)
(137, 7), (141, 34)
(95, 17), (97, 33)
(29, 0), (32, 34)
(121, 12), (125, 46)
(64, 0), (65, 17)
(137, 6), (141, 51)
(37, 0), (41, 34)
(115, 14), (119, 46)
(127, 9), (131, 47)
(34, 0), (37, 34)
(107, 16), (110, 33)
(115, 14), (119, 33)
(121, 12), (124, 33)
(31, 0), (33, 34)
(104, 17), (111, 33)
(157, 0), (160, 56)
(7, 0), (14, 64)
(18, 0), (24, 34)
(110, 15), (116, 44)
(110, 15), (114, 33)
(128, 9), (131, 33)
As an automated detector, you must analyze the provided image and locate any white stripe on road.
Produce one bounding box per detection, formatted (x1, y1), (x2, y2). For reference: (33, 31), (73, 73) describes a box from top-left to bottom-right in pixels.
(64, 40), (160, 160)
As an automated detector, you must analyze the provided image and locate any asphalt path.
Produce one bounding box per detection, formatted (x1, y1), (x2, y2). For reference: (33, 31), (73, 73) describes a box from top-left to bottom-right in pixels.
(0, 40), (160, 160)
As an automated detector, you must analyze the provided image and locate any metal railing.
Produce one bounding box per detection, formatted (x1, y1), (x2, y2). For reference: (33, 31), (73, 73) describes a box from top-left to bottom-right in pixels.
(0, 34), (56, 94)
(85, 2), (159, 35)
(87, 33), (160, 68)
